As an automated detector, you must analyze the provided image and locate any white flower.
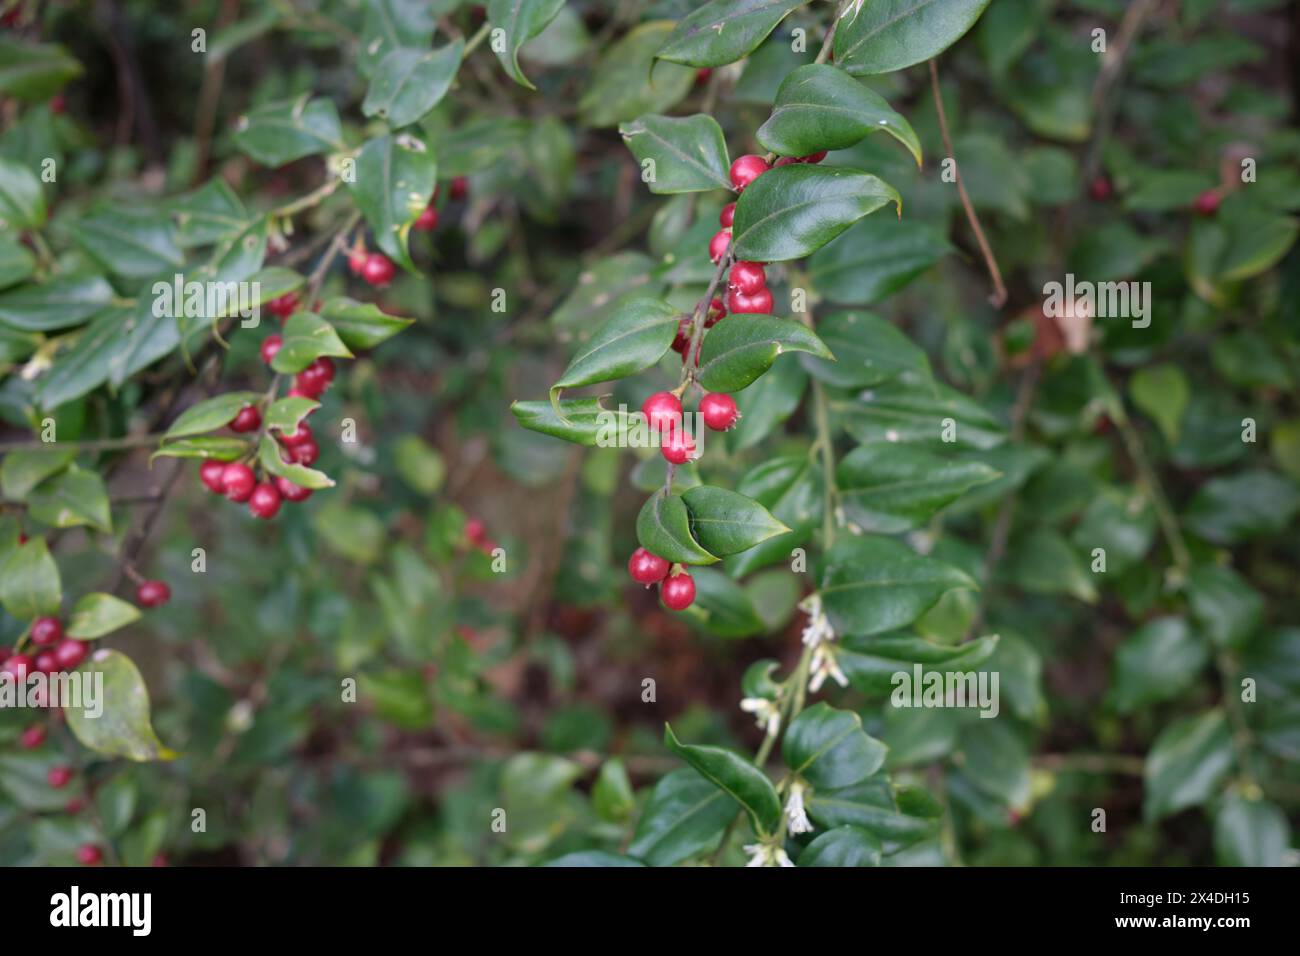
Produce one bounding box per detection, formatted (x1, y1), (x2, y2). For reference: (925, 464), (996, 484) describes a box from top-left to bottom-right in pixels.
(744, 842), (796, 867)
(808, 643), (849, 693)
(740, 696), (781, 736)
(798, 593), (835, 648)
(785, 780), (813, 836)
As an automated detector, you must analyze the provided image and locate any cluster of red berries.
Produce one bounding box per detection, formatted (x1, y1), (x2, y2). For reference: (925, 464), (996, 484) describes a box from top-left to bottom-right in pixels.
(628, 548), (696, 611)
(346, 176), (469, 286)
(640, 389), (738, 466)
(0, 616), (92, 686)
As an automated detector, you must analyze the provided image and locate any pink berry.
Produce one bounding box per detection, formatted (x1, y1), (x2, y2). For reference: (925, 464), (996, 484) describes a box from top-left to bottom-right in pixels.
(76, 844), (103, 865)
(20, 725), (45, 749)
(248, 482), (282, 520)
(701, 392), (739, 431)
(661, 571), (696, 610)
(628, 547), (671, 585)
(727, 286), (774, 315)
(31, 616), (63, 646)
(729, 154), (770, 191)
(413, 205), (438, 232)
(47, 766), (73, 788)
(729, 261), (766, 295)
(274, 476), (313, 502)
(53, 638), (88, 671)
(221, 462), (256, 502)
(708, 228), (732, 264)
(199, 459), (227, 493)
(1194, 189), (1221, 216)
(229, 405), (261, 433)
(261, 334), (283, 365)
(719, 203), (735, 228)
(135, 580), (171, 608)
(361, 253), (396, 286)
(661, 427), (697, 465)
(641, 391), (683, 433)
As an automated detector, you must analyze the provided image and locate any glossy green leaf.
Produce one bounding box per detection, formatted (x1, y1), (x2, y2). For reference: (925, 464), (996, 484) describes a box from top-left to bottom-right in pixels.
(258, 435), (334, 490)
(392, 436), (445, 495)
(0, 537), (61, 619)
(636, 491), (718, 565)
(819, 535), (976, 638)
(550, 297), (679, 403)
(680, 484), (789, 556)
(663, 724), (781, 838)
(697, 315), (833, 392)
(169, 179), (250, 247)
(758, 64), (921, 164)
(0, 235), (35, 290)
(627, 767), (739, 866)
(1187, 563), (1263, 650)
(75, 208), (184, 279)
(0, 274), (115, 331)
(149, 437), (249, 463)
(0, 156), (47, 230)
(1214, 794), (1289, 867)
(26, 467), (111, 533)
(1130, 363), (1188, 445)
(363, 41), (464, 128)
(232, 96), (344, 166)
(317, 297), (414, 351)
(271, 311), (354, 373)
(1110, 617), (1209, 713)
(578, 22), (696, 128)
(347, 133), (437, 273)
(834, 0), (993, 75)
(838, 633), (1000, 696)
(510, 398), (636, 447)
(359, 0), (437, 77)
(727, 355), (807, 451)
(65, 650), (177, 762)
(808, 216), (949, 307)
(591, 758), (635, 823)
(834, 378), (1007, 450)
(783, 702), (887, 788)
(801, 311), (930, 389)
(0, 447), (75, 500)
(549, 251), (662, 333)
(657, 0), (808, 68)
(263, 397), (319, 434)
(731, 164), (900, 262)
(488, 0), (565, 89)
(679, 567), (766, 637)
(798, 826), (882, 866)
(1143, 709), (1234, 821)
(1005, 527), (1097, 603)
(619, 114), (732, 194)
(726, 455), (821, 578)
(0, 38), (83, 102)
(806, 779), (940, 852)
(67, 592), (142, 640)
(1184, 470), (1300, 545)
(163, 391), (260, 440)
(837, 443), (999, 533)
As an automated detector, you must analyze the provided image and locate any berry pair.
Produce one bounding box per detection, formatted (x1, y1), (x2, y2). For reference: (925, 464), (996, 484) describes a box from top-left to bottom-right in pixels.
(348, 248), (396, 287)
(627, 548), (696, 610)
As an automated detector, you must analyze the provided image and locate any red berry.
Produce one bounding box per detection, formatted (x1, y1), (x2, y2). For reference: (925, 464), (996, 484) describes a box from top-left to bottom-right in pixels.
(641, 391), (683, 433)
(64, 798), (85, 814)
(248, 482), (282, 520)
(152, 853), (169, 867)
(413, 205), (438, 232)
(267, 293), (298, 319)
(47, 766), (73, 788)
(275, 476), (313, 502)
(20, 725), (45, 749)
(50, 93), (66, 114)
(708, 228), (732, 264)
(199, 459), (227, 493)
(53, 638), (88, 671)
(465, 517), (487, 544)
(774, 156), (800, 167)
(76, 844), (103, 866)
(34, 651), (58, 674)
(361, 253), (396, 286)
(729, 154), (770, 191)
(705, 297), (726, 328)
(450, 176), (469, 201)
(661, 570), (696, 611)
(136, 580), (171, 608)
(628, 547), (671, 585)
(729, 261), (766, 295)
(293, 371), (327, 399)
(348, 248), (368, 275)
(261, 334), (283, 365)
(701, 392), (739, 431)
(661, 426), (697, 465)
(221, 462), (256, 502)
(31, 616), (63, 646)
(279, 421), (313, 448)
(1089, 176), (1112, 201)
(801, 150), (828, 163)
(670, 316), (692, 353)
(727, 286), (774, 315)
(2, 653), (32, 682)
(694, 67), (712, 86)
(229, 405), (261, 433)
(291, 438), (319, 466)
(719, 203), (735, 228)
(1194, 189), (1221, 216)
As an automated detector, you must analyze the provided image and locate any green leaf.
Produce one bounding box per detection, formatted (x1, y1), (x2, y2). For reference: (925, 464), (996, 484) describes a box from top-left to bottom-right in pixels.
(0, 37), (83, 101)
(727, 355), (807, 451)
(627, 767), (739, 866)
(258, 435), (334, 490)
(834, 378), (1008, 450)
(636, 492), (718, 565)
(1110, 617), (1209, 713)
(1130, 363), (1188, 445)
(1184, 470), (1300, 545)
(798, 826), (882, 867)
(543, 851), (645, 867)
(363, 41), (464, 128)
(837, 443), (999, 533)
(834, 0), (993, 75)
(169, 179), (250, 247)
(67, 592), (142, 640)
(549, 251), (662, 333)
(0, 537), (61, 619)
(75, 208), (184, 280)
(783, 702), (887, 788)
(619, 114), (732, 194)
(959, 719), (1031, 808)
(1187, 563), (1263, 650)
(680, 567), (766, 637)
(801, 311), (930, 389)
(726, 455), (821, 578)
(1005, 527), (1097, 603)
(697, 315), (833, 392)
(819, 535), (976, 638)
(1143, 709), (1234, 821)
(271, 311), (354, 373)
(347, 133), (438, 273)
(392, 435), (445, 495)
(359, 0), (437, 77)
(550, 297), (679, 402)
(0, 447), (75, 500)
(731, 164), (900, 262)
(149, 437), (249, 463)
(510, 398), (637, 447)
(591, 758), (636, 823)
(65, 650), (177, 762)
(26, 467), (111, 533)
(488, 0), (565, 89)
(680, 484), (789, 556)
(808, 217), (949, 307)
(263, 397), (319, 435)
(0, 274), (115, 331)
(805, 779), (940, 852)
(758, 64), (921, 164)
(317, 297), (414, 350)
(663, 724), (781, 838)
(657, 0), (808, 68)
(0, 235), (36, 290)
(232, 96), (344, 166)
(163, 391), (260, 439)
(0, 156), (47, 230)
(313, 502), (384, 564)
(500, 753), (583, 853)
(838, 633), (1000, 696)
(1214, 793), (1289, 867)
(578, 22), (696, 128)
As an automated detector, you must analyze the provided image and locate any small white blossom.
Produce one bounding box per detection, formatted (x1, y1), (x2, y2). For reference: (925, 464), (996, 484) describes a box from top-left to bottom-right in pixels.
(744, 842), (796, 867)
(740, 696), (781, 736)
(808, 642), (849, 693)
(798, 593), (835, 648)
(785, 780), (813, 836)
